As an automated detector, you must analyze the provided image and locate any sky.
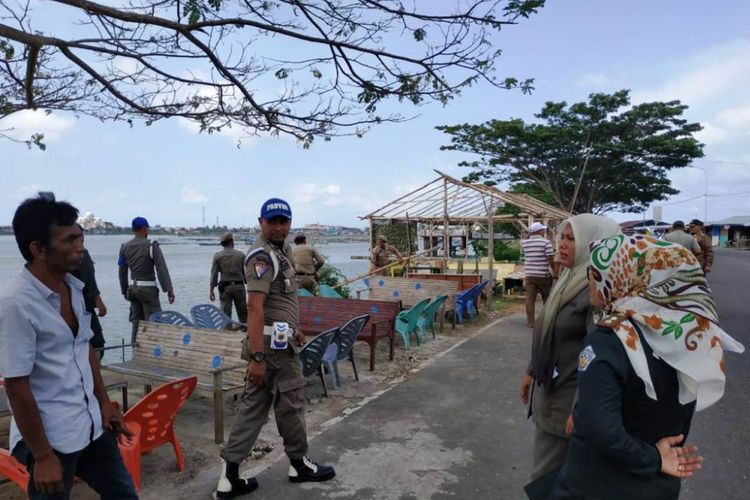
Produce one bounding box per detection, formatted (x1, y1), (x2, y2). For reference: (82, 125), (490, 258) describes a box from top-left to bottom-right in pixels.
(3, 0), (750, 228)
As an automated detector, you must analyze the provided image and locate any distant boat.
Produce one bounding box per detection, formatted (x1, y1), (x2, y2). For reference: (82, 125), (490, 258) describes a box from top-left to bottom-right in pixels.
(245, 234), (256, 245)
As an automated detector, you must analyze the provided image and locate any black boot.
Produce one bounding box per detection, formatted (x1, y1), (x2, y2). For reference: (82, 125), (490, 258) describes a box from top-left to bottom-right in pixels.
(288, 456), (336, 483)
(216, 460), (259, 498)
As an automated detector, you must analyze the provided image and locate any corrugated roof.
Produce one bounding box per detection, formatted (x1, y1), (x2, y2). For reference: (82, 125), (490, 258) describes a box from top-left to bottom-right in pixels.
(707, 215), (750, 226)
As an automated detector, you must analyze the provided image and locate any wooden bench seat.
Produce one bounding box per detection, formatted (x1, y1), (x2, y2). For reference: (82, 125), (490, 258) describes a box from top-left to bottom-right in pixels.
(298, 296), (400, 371)
(406, 273), (481, 291)
(102, 322), (246, 444)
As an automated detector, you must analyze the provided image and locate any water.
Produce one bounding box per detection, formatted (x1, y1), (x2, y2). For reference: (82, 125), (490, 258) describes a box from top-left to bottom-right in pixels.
(0, 235), (370, 356)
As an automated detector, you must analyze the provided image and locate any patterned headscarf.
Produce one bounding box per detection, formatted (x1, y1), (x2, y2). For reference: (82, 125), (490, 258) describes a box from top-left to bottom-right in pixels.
(588, 234), (744, 411)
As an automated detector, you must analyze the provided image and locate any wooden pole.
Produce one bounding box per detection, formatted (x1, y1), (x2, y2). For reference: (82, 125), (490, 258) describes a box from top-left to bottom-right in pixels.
(487, 202), (495, 307)
(443, 178), (450, 272)
(334, 244), (442, 289)
(405, 213), (412, 275)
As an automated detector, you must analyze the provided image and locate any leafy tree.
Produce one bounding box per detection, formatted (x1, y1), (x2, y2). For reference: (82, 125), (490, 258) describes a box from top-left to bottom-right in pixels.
(317, 264), (350, 298)
(437, 90), (704, 214)
(0, 0), (545, 147)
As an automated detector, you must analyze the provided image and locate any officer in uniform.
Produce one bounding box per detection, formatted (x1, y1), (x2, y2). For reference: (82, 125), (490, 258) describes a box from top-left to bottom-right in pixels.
(292, 233), (325, 295)
(688, 219), (714, 275)
(118, 216), (174, 343)
(370, 235), (402, 275)
(73, 246), (108, 357)
(209, 232), (248, 322)
(216, 198), (335, 498)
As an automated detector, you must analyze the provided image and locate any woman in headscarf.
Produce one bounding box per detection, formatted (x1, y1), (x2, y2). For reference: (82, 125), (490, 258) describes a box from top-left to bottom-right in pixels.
(520, 214), (622, 482)
(550, 234), (744, 499)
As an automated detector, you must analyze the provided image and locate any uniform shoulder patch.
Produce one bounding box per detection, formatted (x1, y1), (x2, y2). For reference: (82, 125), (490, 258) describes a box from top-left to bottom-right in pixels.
(253, 261), (270, 279)
(578, 345), (596, 372)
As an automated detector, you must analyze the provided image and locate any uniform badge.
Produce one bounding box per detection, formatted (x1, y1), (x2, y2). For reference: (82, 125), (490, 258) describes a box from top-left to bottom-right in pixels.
(254, 261), (269, 279)
(578, 345), (596, 372)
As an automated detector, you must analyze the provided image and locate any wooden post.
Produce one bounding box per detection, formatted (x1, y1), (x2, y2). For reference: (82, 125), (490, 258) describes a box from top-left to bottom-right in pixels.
(405, 213), (412, 275)
(443, 178), (450, 271)
(487, 203), (495, 307)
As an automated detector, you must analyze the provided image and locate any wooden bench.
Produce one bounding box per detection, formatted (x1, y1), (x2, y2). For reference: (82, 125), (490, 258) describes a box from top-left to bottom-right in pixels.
(504, 264), (525, 295)
(298, 296), (400, 371)
(406, 273), (481, 291)
(357, 276), (459, 329)
(102, 322), (246, 444)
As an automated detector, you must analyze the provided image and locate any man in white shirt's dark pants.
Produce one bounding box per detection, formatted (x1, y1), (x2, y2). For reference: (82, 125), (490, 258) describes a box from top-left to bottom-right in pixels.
(520, 222), (556, 328)
(0, 193), (138, 499)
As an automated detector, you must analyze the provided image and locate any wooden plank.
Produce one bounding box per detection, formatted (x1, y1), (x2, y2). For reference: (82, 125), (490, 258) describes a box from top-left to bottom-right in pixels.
(406, 273), (481, 290)
(365, 276), (458, 308)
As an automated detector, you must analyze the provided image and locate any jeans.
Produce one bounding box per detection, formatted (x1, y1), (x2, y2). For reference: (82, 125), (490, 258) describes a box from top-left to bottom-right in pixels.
(13, 431), (139, 500)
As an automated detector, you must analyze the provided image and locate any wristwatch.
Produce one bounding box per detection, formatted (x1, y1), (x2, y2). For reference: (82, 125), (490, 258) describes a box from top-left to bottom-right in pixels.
(251, 352), (265, 363)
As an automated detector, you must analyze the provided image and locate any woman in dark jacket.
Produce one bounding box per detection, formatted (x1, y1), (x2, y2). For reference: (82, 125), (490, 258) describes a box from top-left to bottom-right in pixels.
(550, 234), (744, 499)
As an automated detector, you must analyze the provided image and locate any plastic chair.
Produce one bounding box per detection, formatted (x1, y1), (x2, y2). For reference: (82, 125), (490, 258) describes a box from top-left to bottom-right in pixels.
(149, 310), (194, 327)
(190, 304), (245, 330)
(123, 376), (197, 472)
(394, 298), (431, 349)
(297, 288), (314, 297)
(318, 284), (343, 299)
(464, 281), (489, 320)
(321, 315), (370, 387)
(416, 295), (448, 340)
(0, 448), (28, 492)
(298, 328), (338, 397)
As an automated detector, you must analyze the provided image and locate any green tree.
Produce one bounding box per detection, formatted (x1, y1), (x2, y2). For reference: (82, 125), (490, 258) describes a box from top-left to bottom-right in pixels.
(317, 264), (351, 299)
(437, 90), (704, 214)
(0, 0), (544, 147)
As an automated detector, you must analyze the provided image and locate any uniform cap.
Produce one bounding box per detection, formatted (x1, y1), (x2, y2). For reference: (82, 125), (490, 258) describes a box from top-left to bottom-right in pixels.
(219, 232), (234, 244)
(377, 235), (388, 242)
(294, 233), (306, 244)
(260, 198), (292, 220)
(529, 222), (547, 233)
(131, 216), (149, 230)
(673, 220), (686, 229)
(688, 219), (704, 227)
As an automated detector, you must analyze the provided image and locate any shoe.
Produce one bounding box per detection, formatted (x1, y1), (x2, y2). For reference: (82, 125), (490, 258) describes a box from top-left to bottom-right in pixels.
(216, 460), (259, 498)
(288, 456), (336, 483)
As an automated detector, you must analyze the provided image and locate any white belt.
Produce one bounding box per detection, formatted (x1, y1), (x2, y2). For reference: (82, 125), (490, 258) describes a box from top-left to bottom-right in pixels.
(262, 325), (295, 336)
(132, 280), (158, 287)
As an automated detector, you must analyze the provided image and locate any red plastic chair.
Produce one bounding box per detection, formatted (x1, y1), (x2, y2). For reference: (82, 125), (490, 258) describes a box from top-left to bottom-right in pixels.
(123, 376), (197, 471)
(0, 447), (28, 492)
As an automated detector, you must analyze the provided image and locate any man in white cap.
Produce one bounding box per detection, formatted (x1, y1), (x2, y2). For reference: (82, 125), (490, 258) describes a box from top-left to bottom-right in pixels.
(520, 222), (556, 328)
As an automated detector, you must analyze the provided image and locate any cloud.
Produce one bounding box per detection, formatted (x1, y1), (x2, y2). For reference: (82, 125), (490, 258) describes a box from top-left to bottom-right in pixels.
(0, 110), (74, 141)
(293, 183), (342, 205)
(696, 103), (750, 145)
(632, 39), (750, 106)
(181, 186), (209, 204)
(576, 73), (609, 88)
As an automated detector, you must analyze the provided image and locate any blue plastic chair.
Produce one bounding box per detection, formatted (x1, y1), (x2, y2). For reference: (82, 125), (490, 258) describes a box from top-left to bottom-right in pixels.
(395, 298), (431, 349)
(318, 284), (343, 299)
(416, 295), (448, 339)
(190, 304), (245, 330)
(298, 328), (338, 397)
(454, 287), (473, 324)
(297, 288), (314, 297)
(464, 281), (489, 320)
(149, 311), (194, 327)
(321, 315), (370, 387)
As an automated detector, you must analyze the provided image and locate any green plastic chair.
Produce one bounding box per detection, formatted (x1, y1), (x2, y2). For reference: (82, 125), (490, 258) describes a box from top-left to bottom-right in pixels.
(417, 295), (448, 340)
(394, 298), (431, 349)
(319, 284), (343, 299)
(297, 288), (314, 297)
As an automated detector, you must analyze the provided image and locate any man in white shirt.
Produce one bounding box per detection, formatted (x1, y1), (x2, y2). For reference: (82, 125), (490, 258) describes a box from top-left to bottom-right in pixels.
(520, 222), (556, 328)
(0, 193), (138, 499)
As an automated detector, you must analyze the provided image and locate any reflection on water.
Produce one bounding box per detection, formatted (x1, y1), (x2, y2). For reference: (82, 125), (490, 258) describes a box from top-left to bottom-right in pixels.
(0, 235), (370, 359)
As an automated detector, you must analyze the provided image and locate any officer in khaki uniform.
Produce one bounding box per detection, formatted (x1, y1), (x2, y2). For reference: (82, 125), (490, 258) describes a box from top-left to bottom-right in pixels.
(118, 216), (174, 343)
(370, 234), (402, 275)
(216, 198), (335, 499)
(688, 219), (714, 275)
(292, 233), (325, 295)
(209, 232), (248, 322)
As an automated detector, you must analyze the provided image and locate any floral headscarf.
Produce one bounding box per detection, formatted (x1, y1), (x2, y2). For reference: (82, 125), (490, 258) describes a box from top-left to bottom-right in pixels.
(588, 234), (744, 411)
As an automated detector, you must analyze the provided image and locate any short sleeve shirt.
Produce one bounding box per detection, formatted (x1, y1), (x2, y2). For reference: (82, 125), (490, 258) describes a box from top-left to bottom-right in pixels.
(0, 268), (103, 454)
(245, 238), (299, 328)
(520, 235), (554, 277)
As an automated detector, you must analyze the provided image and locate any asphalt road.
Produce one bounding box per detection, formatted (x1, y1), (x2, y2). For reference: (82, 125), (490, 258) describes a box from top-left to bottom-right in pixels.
(681, 248), (750, 500)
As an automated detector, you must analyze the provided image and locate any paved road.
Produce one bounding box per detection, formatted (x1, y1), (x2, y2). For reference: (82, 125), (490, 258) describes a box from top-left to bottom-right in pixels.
(681, 248), (750, 500)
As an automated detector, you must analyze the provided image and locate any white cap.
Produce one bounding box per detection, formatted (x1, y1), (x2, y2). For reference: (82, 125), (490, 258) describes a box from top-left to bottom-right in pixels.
(529, 222), (547, 233)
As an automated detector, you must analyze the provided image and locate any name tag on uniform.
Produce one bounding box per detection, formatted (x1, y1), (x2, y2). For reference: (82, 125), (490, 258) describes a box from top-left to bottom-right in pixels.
(271, 322), (289, 350)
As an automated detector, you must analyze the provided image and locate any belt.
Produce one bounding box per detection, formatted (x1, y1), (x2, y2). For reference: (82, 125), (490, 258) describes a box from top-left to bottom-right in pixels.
(220, 280), (245, 286)
(295, 272), (316, 276)
(131, 280), (157, 287)
(262, 325), (296, 336)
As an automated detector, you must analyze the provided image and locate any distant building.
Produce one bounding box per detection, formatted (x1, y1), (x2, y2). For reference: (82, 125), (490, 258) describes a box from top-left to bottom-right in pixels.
(706, 215), (750, 248)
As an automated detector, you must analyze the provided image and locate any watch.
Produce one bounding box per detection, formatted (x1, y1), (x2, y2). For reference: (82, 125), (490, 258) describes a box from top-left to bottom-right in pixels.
(251, 352), (265, 363)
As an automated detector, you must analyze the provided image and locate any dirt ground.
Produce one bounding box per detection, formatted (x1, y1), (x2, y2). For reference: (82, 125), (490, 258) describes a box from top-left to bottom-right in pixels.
(0, 298), (524, 499)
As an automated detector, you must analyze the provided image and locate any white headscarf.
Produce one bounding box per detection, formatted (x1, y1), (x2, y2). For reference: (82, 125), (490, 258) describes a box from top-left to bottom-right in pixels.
(589, 234), (744, 410)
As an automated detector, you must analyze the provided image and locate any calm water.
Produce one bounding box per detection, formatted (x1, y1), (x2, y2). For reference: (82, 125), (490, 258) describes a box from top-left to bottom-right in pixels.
(0, 235), (370, 358)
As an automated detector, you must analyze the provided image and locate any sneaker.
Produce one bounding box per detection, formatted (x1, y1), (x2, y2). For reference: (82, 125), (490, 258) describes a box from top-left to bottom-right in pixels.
(216, 460), (259, 498)
(288, 456), (336, 483)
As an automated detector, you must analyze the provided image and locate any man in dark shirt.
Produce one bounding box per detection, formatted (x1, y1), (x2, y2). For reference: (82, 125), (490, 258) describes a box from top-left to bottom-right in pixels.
(72, 244), (108, 356)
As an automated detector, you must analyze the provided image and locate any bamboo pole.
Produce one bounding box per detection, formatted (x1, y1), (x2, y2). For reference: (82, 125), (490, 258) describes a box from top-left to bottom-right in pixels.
(334, 244), (443, 289)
